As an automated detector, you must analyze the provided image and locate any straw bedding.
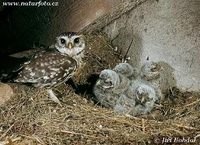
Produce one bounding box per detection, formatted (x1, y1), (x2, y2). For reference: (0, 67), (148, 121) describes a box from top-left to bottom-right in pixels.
(0, 33), (199, 145)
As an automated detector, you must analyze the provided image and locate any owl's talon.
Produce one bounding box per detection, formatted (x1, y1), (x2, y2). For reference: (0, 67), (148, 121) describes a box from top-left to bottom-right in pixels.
(47, 89), (62, 106)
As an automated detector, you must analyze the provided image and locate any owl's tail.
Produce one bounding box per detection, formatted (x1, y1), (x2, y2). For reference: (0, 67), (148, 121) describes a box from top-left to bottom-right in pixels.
(0, 54), (28, 83)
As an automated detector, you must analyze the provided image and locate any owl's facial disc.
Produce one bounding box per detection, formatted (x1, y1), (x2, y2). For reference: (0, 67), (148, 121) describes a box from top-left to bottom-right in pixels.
(141, 62), (162, 80)
(102, 80), (113, 89)
(97, 69), (120, 89)
(55, 36), (68, 54)
(68, 35), (85, 56)
(55, 35), (85, 57)
(96, 79), (114, 89)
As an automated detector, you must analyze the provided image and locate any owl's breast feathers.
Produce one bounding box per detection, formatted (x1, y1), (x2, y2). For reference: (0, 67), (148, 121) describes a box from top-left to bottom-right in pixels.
(15, 52), (77, 88)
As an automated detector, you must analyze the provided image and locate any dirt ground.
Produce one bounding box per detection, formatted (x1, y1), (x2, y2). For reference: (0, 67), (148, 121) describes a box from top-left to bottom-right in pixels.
(0, 33), (200, 145)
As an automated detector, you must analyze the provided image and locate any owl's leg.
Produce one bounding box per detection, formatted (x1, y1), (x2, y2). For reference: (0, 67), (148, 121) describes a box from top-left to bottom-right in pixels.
(47, 89), (62, 106)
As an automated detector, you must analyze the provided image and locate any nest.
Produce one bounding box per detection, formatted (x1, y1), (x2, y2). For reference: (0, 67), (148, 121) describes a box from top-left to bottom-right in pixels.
(0, 33), (200, 145)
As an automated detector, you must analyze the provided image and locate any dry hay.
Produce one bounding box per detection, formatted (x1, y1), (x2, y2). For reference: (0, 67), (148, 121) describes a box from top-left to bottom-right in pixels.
(0, 33), (200, 145)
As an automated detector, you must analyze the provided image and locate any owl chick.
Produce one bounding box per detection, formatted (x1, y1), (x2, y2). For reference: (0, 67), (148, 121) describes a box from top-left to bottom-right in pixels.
(140, 61), (165, 100)
(94, 66), (159, 116)
(93, 69), (130, 108)
(130, 79), (158, 115)
(140, 61), (162, 81)
(114, 79), (158, 116)
(114, 94), (136, 115)
(15, 32), (86, 105)
(113, 62), (139, 79)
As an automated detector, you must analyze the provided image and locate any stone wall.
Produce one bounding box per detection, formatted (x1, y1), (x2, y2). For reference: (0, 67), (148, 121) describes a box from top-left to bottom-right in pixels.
(0, 0), (199, 91)
(103, 0), (200, 91)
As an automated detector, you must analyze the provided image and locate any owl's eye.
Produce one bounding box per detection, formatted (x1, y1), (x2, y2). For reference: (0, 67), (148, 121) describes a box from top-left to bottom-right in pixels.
(105, 80), (112, 86)
(60, 38), (66, 44)
(151, 67), (157, 72)
(74, 38), (79, 44)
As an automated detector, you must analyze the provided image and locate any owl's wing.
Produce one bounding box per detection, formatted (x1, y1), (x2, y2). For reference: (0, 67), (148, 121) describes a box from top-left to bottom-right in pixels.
(0, 55), (30, 82)
(15, 52), (77, 87)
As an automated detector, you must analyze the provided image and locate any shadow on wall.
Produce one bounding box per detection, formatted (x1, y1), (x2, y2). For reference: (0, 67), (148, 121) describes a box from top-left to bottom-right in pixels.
(112, 30), (143, 67)
(0, 5), (54, 55)
(158, 61), (177, 93)
(0, 0), (118, 55)
(103, 0), (200, 91)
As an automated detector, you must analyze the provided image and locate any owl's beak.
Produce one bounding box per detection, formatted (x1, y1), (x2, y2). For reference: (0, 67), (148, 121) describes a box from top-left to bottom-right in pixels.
(67, 42), (74, 49)
(160, 66), (164, 71)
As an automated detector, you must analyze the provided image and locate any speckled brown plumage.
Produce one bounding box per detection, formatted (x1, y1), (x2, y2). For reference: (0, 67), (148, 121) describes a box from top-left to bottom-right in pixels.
(15, 51), (77, 88)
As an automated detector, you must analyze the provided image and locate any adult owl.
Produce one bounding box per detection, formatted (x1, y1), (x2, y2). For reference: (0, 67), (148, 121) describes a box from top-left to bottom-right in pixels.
(15, 32), (85, 105)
